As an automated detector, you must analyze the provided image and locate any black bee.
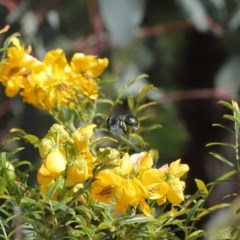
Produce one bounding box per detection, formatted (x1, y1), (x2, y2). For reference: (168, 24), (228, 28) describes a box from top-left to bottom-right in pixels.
(106, 114), (139, 134)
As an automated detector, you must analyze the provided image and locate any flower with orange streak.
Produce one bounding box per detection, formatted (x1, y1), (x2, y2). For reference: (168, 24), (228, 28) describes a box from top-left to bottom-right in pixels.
(0, 37), (109, 110)
(91, 170), (124, 204)
(140, 168), (169, 205)
(23, 49), (75, 110)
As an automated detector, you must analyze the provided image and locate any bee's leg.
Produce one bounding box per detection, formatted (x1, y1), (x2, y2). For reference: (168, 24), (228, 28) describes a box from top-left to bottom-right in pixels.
(119, 121), (128, 133)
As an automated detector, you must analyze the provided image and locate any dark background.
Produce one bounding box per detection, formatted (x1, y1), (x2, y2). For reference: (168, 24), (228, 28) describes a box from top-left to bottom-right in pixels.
(1, 0), (240, 231)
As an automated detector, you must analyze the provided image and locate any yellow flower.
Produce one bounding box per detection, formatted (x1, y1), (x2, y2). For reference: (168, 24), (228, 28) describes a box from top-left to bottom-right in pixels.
(72, 124), (96, 153)
(8, 37), (32, 60)
(37, 149), (67, 185)
(115, 178), (151, 217)
(66, 156), (89, 186)
(130, 150), (155, 175)
(98, 148), (132, 177)
(23, 49), (76, 110)
(37, 165), (52, 185)
(44, 150), (67, 175)
(70, 53), (109, 78)
(159, 159), (189, 204)
(114, 152), (132, 177)
(166, 178), (186, 204)
(91, 170), (123, 204)
(168, 159), (189, 178)
(74, 76), (99, 100)
(0, 37), (33, 97)
(140, 168), (169, 205)
(0, 36), (109, 110)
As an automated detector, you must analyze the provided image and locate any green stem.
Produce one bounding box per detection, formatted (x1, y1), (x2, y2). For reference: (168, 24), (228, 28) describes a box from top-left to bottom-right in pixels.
(234, 116), (240, 172)
(0, 218), (8, 239)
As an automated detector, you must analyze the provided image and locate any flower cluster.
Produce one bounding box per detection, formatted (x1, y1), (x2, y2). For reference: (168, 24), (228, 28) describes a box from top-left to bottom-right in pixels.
(37, 123), (189, 217)
(37, 123), (96, 198)
(0, 37), (108, 110)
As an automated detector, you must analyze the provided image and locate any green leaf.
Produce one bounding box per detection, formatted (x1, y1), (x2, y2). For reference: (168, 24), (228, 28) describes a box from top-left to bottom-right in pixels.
(218, 100), (235, 111)
(206, 142), (235, 148)
(14, 160), (32, 169)
(197, 203), (230, 219)
(10, 128), (40, 146)
(187, 230), (205, 240)
(90, 136), (118, 148)
(7, 147), (24, 158)
(209, 152), (234, 167)
(98, 222), (116, 231)
(52, 198), (72, 212)
(127, 95), (135, 113)
(195, 179), (208, 194)
(211, 123), (234, 134)
(136, 101), (158, 113)
(211, 169), (237, 184)
(137, 84), (156, 103)
(96, 98), (114, 106)
(138, 124), (162, 134)
(115, 215), (154, 225)
(223, 114), (240, 125)
(186, 199), (205, 222)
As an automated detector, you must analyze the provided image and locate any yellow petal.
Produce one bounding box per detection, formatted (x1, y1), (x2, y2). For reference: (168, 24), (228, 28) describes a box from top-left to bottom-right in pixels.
(72, 124), (96, 152)
(167, 179), (185, 204)
(44, 150), (66, 174)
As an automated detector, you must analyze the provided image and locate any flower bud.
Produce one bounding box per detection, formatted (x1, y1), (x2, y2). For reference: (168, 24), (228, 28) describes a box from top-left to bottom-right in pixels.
(66, 157), (88, 186)
(39, 138), (54, 159)
(44, 149), (67, 175)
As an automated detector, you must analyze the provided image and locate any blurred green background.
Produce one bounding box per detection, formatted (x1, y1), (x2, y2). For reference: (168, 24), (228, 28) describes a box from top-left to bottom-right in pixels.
(1, 0), (240, 210)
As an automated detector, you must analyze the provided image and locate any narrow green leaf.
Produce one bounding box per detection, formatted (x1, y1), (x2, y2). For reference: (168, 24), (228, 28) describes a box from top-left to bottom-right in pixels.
(197, 203), (230, 219)
(10, 128), (40, 145)
(211, 123), (234, 134)
(23, 134), (40, 145)
(8, 147), (24, 158)
(136, 101), (157, 113)
(96, 98), (114, 106)
(213, 169), (237, 183)
(138, 114), (155, 122)
(52, 198), (72, 211)
(90, 137), (118, 148)
(209, 152), (234, 167)
(206, 142), (235, 148)
(218, 100), (235, 111)
(188, 230), (205, 240)
(127, 95), (135, 113)
(208, 203), (230, 212)
(223, 114), (240, 125)
(137, 84), (156, 103)
(115, 215), (154, 225)
(138, 124), (162, 134)
(186, 199), (205, 223)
